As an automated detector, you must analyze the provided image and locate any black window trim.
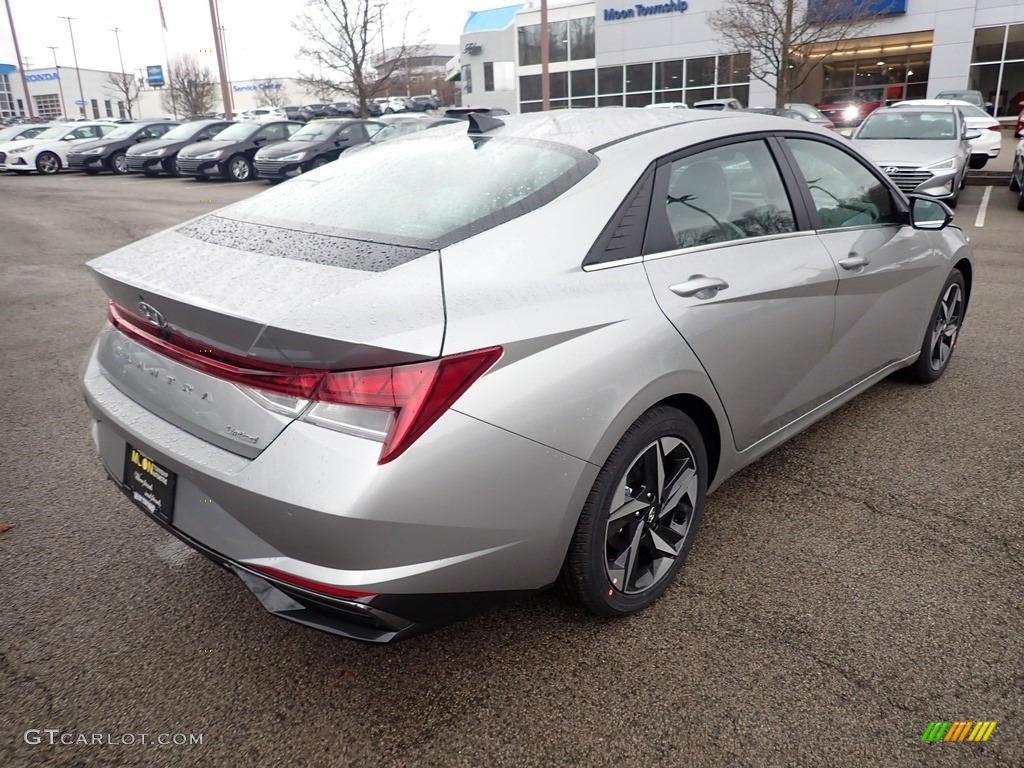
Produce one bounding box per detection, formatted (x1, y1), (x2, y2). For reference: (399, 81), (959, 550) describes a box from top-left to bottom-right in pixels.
(643, 132), (816, 257)
(771, 131), (911, 232)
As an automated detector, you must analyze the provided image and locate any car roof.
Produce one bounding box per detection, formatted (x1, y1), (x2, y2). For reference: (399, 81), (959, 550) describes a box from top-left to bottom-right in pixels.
(872, 104), (956, 114)
(436, 108), (760, 152)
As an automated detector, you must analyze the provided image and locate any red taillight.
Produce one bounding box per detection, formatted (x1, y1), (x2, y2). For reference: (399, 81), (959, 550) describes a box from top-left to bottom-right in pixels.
(318, 347), (503, 463)
(248, 565), (376, 599)
(987, 124), (1002, 132)
(107, 302), (502, 463)
(108, 302), (323, 398)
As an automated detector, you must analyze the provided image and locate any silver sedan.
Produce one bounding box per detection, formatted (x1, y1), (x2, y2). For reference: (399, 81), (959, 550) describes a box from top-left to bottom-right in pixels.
(81, 109), (972, 642)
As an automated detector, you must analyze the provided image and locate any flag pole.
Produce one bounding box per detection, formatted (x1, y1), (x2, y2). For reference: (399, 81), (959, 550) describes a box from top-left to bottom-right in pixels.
(158, 0), (178, 118)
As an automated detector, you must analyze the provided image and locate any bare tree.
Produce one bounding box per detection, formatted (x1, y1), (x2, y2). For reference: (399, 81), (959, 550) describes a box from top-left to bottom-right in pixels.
(160, 54), (218, 117)
(708, 0), (877, 107)
(255, 76), (289, 107)
(293, 0), (422, 117)
(103, 72), (142, 119)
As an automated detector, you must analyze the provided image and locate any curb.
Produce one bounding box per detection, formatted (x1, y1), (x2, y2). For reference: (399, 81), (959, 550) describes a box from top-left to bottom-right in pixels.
(966, 171), (1010, 186)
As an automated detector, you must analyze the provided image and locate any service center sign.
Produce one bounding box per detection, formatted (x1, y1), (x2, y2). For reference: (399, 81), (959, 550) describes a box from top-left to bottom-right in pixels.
(603, 0), (689, 21)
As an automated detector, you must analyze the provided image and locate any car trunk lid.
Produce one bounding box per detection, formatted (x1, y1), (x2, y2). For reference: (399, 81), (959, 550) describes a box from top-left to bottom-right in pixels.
(87, 218), (444, 457)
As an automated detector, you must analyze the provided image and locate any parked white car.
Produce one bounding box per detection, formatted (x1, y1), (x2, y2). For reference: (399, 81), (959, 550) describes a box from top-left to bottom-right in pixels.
(374, 96), (408, 114)
(644, 102), (689, 110)
(693, 98), (743, 111)
(238, 108), (288, 122)
(894, 99), (1002, 168)
(0, 123), (49, 171)
(2, 121), (118, 175)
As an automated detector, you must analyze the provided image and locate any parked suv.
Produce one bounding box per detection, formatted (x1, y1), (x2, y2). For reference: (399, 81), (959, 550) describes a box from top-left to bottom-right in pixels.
(410, 94), (442, 111)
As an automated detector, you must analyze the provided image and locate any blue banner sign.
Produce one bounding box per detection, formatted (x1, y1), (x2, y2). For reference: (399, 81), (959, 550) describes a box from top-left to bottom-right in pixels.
(147, 65), (165, 87)
(604, 1), (689, 22)
(808, 0), (907, 20)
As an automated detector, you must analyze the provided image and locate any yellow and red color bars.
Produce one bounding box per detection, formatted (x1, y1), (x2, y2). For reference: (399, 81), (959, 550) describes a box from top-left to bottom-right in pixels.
(921, 721), (997, 742)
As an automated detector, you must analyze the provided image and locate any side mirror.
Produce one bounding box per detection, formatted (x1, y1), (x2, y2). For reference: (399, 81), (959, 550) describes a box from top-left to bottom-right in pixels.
(907, 194), (953, 230)
(964, 129), (982, 140)
(839, 128), (854, 138)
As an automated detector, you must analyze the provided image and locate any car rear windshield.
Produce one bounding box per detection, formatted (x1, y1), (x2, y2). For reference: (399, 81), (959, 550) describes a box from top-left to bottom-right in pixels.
(212, 123), (259, 141)
(786, 103), (827, 120)
(102, 124), (141, 140)
(222, 133), (596, 247)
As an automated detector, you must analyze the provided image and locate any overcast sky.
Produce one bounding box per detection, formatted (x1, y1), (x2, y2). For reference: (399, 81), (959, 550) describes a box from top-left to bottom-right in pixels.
(1, 0), (519, 81)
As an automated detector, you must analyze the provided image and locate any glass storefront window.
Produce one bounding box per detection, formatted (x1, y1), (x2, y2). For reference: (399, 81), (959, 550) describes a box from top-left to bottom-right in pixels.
(626, 92), (652, 107)
(972, 26), (1006, 63)
(718, 54), (750, 85)
(686, 57), (716, 87)
(520, 74), (542, 102)
(597, 94), (623, 107)
(999, 61), (1024, 116)
(656, 89), (684, 103)
(570, 97), (596, 109)
(518, 25), (541, 66)
(598, 66), (623, 95)
(686, 87), (714, 105)
(570, 18), (595, 60)
(968, 63), (1001, 110)
(626, 63), (653, 92)
(716, 84), (749, 105)
(571, 69), (595, 97)
(656, 60), (683, 91)
(1007, 23), (1024, 61)
(549, 21), (568, 64)
(550, 71), (568, 100)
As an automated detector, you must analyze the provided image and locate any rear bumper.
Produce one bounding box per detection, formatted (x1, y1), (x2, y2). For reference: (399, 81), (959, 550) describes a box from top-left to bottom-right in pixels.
(80, 332), (596, 640)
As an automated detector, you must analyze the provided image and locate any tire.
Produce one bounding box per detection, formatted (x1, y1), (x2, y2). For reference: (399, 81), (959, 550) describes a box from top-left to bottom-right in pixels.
(225, 155), (252, 182)
(35, 151), (60, 175)
(968, 155), (987, 170)
(1010, 165), (1020, 192)
(385, 107), (394, 114)
(1018, 183), (1024, 212)
(905, 269), (966, 384)
(164, 157), (180, 177)
(109, 151), (128, 174)
(309, 156), (328, 170)
(562, 406), (707, 617)
(947, 188), (959, 209)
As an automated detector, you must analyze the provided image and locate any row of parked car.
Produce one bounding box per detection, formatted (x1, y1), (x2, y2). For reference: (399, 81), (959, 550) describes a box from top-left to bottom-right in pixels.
(0, 111), (468, 182)
(188, 95), (445, 125)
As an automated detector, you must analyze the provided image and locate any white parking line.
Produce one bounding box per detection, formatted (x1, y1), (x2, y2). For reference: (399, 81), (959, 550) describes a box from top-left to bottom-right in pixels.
(974, 186), (992, 228)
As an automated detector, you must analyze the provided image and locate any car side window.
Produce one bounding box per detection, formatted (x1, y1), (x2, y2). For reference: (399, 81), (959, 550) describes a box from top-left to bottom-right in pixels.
(338, 124), (366, 141)
(658, 140), (797, 250)
(197, 126), (219, 141)
(255, 125), (286, 141)
(786, 138), (899, 229)
(72, 126), (100, 139)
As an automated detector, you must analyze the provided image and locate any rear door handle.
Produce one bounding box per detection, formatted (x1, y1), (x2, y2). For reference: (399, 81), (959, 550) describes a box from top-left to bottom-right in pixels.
(838, 255), (870, 270)
(668, 276), (730, 299)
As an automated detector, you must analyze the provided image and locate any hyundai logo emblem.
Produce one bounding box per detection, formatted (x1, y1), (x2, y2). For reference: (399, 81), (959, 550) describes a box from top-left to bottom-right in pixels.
(137, 301), (167, 330)
(883, 167), (900, 174)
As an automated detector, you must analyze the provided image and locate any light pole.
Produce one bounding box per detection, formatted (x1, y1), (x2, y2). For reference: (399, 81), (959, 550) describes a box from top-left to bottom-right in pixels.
(47, 46), (68, 118)
(58, 16), (87, 117)
(540, 0), (549, 110)
(112, 28), (126, 73)
(219, 26), (233, 88)
(208, 0), (233, 118)
(3, 0), (36, 117)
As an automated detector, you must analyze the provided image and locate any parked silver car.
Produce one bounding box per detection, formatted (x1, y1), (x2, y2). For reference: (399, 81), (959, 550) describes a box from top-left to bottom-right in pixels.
(81, 109), (973, 642)
(849, 105), (975, 207)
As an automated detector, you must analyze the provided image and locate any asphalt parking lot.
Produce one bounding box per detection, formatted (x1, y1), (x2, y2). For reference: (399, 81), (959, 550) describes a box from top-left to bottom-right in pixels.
(1, 170), (1022, 768)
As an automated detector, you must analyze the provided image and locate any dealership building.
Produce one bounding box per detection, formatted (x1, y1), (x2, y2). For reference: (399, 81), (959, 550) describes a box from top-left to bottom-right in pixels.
(0, 64), (138, 121)
(454, 0), (1024, 116)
